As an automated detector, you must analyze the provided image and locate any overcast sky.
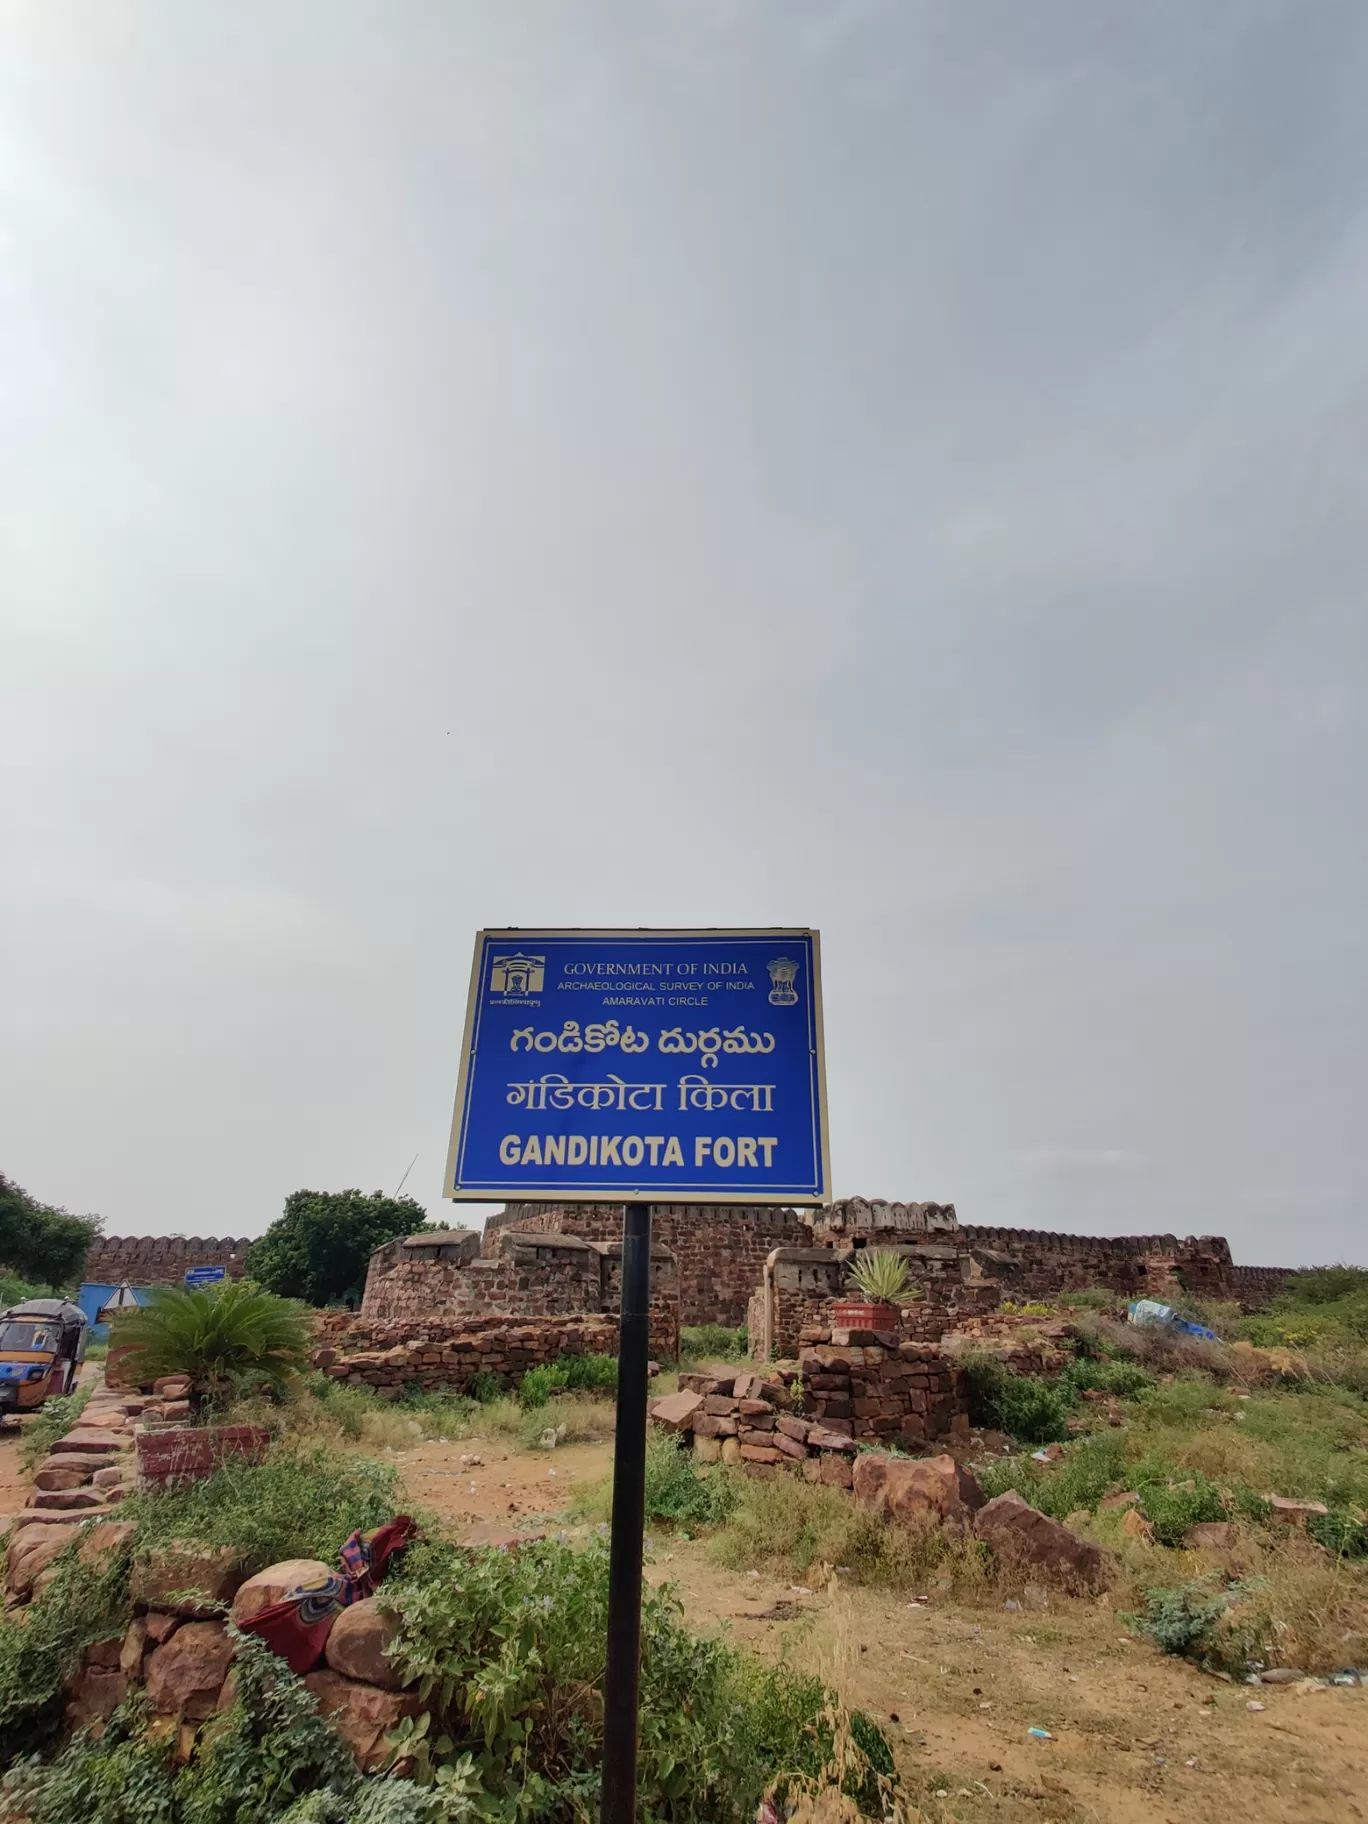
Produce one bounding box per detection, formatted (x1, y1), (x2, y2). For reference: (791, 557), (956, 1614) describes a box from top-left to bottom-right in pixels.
(2, 3), (1365, 1268)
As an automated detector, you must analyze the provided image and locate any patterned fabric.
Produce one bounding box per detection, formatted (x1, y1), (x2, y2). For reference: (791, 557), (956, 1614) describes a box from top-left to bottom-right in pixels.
(239, 1515), (418, 1674)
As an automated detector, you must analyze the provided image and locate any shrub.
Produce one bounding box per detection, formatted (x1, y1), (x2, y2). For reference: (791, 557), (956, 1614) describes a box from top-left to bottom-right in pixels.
(516, 1351), (617, 1408)
(679, 1324), (749, 1366)
(1134, 1472), (1228, 1547)
(1127, 1578), (1233, 1662)
(1308, 1508), (1368, 1559)
(20, 1387), (91, 1471)
(641, 1431), (737, 1526)
(245, 1189), (430, 1308)
(962, 1357), (1071, 1444)
(110, 1282), (311, 1409)
(381, 1535), (899, 1819)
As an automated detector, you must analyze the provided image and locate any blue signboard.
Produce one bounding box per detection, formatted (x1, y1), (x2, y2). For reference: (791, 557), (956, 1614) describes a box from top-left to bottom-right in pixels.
(185, 1266), (227, 1289)
(446, 929), (829, 1204)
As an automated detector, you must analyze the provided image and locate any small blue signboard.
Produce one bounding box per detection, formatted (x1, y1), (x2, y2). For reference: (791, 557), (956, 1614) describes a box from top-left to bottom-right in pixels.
(185, 1266), (227, 1290)
(446, 928), (829, 1204)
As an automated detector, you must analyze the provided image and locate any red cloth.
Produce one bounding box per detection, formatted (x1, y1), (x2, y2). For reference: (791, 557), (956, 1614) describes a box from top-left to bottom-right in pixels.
(239, 1515), (418, 1674)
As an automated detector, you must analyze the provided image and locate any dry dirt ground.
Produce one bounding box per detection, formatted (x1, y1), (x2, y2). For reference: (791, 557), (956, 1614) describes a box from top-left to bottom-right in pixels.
(393, 1433), (1368, 1824)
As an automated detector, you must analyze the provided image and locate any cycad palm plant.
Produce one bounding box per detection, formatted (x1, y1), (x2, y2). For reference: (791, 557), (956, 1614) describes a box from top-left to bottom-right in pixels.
(112, 1279), (311, 1409)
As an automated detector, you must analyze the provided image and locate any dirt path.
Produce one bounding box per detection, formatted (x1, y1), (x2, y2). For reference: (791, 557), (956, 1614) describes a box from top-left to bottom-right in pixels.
(394, 1436), (1368, 1824)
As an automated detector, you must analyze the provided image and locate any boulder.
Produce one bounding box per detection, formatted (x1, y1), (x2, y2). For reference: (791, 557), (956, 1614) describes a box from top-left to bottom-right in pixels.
(853, 1453), (985, 1534)
(324, 1597), (405, 1690)
(719, 1437), (741, 1465)
(974, 1491), (1113, 1591)
(1267, 1496), (1330, 1525)
(65, 1664), (128, 1729)
(162, 1400), (192, 1421)
(231, 1557), (334, 1624)
(78, 1521), (139, 1569)
(1188, 1521), (1239, 1551)
(154, 1377), (193, 1399)
(33, 1459), (94, 1492)
(1121, 1507), (1154, 1543)
(693, 1435), (722, 1464)
(6, 1525), (72, 1598)
(144, 1621), (235, 1720)
(648, 1391), (703, 1431)
(132, 1543), (244, 1616)
(92, 1467), (125, 1489)
(303, 1669), (421, 1770)
(145, 1612), (181, 1645)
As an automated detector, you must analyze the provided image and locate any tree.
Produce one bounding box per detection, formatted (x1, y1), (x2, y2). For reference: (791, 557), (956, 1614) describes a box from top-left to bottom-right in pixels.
(111, 1280), (311, 1408)
(0, 1173), (101, 1291)
(245, 1188), (431, 1306)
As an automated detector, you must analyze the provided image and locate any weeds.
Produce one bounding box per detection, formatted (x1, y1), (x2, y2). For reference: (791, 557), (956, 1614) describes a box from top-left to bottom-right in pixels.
(382, 1535), (899, 1819)
(517, 1351), (617, 1408)
(0, 1537), (133, 1761)
(120, 1442), (398, 1575)
(19, 1388), (91, 1471)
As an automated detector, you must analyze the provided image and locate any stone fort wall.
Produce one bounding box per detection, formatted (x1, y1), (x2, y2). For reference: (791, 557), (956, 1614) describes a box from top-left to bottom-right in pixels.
(83, 1235), (252, 1287)
(484, 1202), (1300, 1317)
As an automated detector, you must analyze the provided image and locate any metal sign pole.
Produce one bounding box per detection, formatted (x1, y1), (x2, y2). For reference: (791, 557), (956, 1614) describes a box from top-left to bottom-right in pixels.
(601, 1200), (652, 1824)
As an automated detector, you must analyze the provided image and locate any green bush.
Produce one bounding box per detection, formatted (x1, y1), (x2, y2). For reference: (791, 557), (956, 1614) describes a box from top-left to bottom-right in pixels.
(962, 1357), (1072, 1444)
(464, 1370), (504, 1404)
(1060, 1357), (1154, 1399)
(679, 1325), (749, 1366)
(380, 1535), (897, 1820)
(1308, 1508), (1368, 1559)
(1134, 1472), (1228, 1547)
(120, 1443), (398, 1577)
(20, 1387), (91, 1471)
(642, 1430), (737, 1527)
(516, 1352), (617, 1409)
(1126, 1578), (1232, 1661)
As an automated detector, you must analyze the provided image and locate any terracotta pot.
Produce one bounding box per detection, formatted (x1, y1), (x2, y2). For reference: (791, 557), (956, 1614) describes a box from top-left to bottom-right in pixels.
(830, 1301), (898, 1332)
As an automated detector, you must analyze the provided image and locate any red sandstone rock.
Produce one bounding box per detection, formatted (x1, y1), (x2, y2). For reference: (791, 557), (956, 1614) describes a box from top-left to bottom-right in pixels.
(739, 1443), (783, 1464)
(162, 1399), (193, 1421)
(121, 1617), (149, 1680)
(694, 1436), (722, 1463)
(775, 1414), (811, 1442)
(33, 1459), (94, 1492)
(92, 1466), (125, 1489)
(132, 1543), (244, 1616)
(145, 1612), (181, 1644)
(852, 1453), (984, 1533)
(33, 1487), (106, 1511)
(153, 1376), (193, 1398)
(304, 1669), (421, 1770)
(771, 1432), (808, 1461)
(52, 1429), (129, 1454)
(65, 1664), (128, 1729)
(818, 1455), (854, 1488)
(78, 1521), (138, 1569)
(648, 1390), (703, 1431)
(1267, 1496), (1330, 1525)
(973, 1491), (1112, 1590)
(145, 1621), (235, 1720)
(230, 1557), (334, 1625)
(805, 1426), (857, 1453)
(6, 1524), (73, 1598)
(324, 1597), (405, 1690)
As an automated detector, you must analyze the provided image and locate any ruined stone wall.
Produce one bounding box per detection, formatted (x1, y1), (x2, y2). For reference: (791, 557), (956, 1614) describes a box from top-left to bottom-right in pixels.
(313, 1313), (620, 1397)
(759, 1246), (1002, 1358)
(83, 1236), (252, 1287)
(487, 1202), (809, 1325)
(361, 1227), (679, 1360)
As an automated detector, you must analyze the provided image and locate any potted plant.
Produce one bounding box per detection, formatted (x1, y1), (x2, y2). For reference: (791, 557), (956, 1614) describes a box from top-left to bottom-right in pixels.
(832, 1250), (911, 1333)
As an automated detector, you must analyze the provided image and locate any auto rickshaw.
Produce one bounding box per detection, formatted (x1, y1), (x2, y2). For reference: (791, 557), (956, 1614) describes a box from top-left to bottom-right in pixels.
(0, 1298), (88, 1422)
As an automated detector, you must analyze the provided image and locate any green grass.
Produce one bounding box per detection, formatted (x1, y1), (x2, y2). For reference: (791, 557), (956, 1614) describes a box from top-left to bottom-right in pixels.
(119, 1440), (399, 1575)
(19, 1387), (91, 1471)
(517, 1351), (617, 1408)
